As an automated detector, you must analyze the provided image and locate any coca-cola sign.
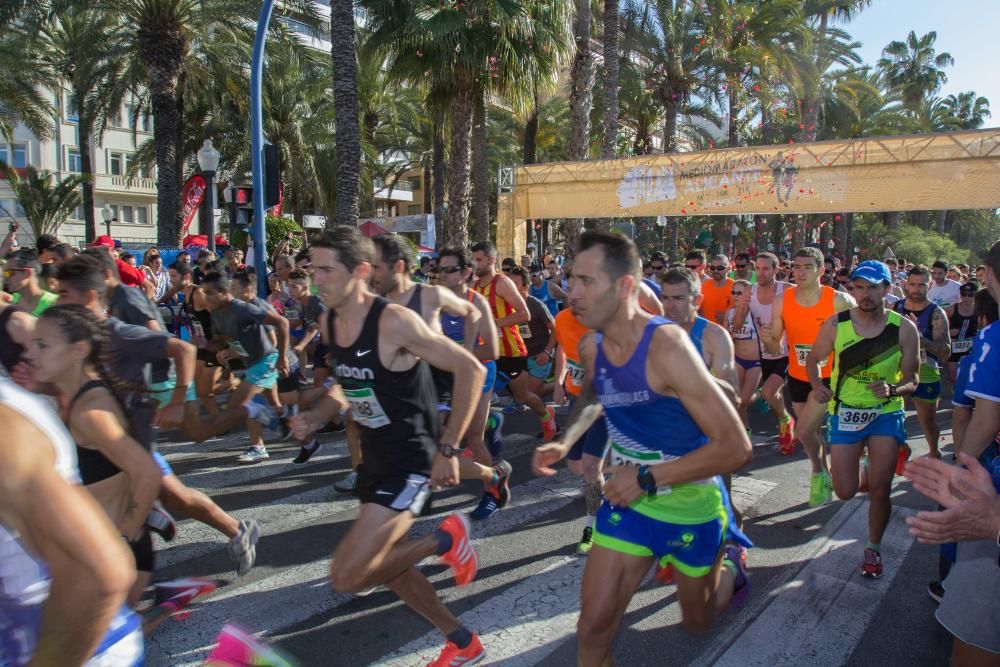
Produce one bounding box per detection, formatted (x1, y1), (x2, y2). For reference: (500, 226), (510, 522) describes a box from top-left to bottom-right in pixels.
(180, 174), (207, 237)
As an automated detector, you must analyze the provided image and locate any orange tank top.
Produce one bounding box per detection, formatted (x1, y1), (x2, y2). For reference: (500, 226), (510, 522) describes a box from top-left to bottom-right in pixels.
(476, 274), (527, 358)
(701, 278), (734, 325)
(554, 309), (589, 397)
(783, 285), (837, 380)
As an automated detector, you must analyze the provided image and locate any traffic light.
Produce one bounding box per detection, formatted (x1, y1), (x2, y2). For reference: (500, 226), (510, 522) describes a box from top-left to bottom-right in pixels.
(229, 184), (254, 231)
(264, 142), (280, 210)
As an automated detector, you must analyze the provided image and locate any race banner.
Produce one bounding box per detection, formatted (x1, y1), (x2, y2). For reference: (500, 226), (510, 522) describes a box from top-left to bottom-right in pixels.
(180, 174), (207, 238)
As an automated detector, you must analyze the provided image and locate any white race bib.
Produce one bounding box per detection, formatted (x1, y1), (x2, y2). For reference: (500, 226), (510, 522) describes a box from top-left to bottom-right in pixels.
(284, 307), (301, 322)
(344, 387), (391, 429)
(952, 338), (973, 355)
(609, 442), (664, 467)
(794, 344), (828, 368)
(836, 405), (881, 432)
(566, 358), (586, 388)
(518, 323), (532, 339)
(919, 347), (928, 365)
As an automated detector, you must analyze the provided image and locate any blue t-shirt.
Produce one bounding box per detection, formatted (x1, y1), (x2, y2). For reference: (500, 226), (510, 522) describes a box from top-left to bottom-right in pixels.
(642, 277), (661, 298)
(952, 355), (974, 408)
(963, 321), (1000, 491)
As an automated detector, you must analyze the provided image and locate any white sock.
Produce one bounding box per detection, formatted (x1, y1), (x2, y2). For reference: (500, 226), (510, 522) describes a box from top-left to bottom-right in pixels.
(245, 402), (263, 419)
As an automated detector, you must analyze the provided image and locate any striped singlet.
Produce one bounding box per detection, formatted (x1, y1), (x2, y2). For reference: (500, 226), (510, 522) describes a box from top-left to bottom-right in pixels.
(475, 274), (527, 358)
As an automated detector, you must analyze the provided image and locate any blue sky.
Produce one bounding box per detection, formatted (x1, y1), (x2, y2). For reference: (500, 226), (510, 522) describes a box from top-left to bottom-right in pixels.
(841, 0), (1000, 118)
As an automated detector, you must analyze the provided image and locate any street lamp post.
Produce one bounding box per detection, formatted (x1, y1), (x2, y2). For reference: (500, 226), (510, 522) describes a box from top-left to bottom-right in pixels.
(101, 203), (114, 237)
(197, 139), (221, 254)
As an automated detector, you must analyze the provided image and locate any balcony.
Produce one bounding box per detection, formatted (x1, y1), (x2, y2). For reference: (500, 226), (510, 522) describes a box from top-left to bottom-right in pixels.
(373, 179), (414, 202)
(95, 174), (157, 194)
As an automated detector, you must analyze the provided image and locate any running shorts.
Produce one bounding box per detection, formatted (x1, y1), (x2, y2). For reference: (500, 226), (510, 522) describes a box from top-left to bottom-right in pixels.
(314, 342), (331, 368)
(496, 356), (527, 379)
(129, 530), (155, 573)
(593, 501), (727, 578)
(277, 366), (306, 394)
(197, 347), (220, 367)
(936, 538), (1000, 654)
(827, 409), (906, 446)
(432, 360), (497, 405)
(149, 379), (198, 407)
(481, 360), (497, 394)
(760, 356), (789, 380)
(567, 414), (610, 461)
(787, 376), (828, 404)
(356, 471), (431, 515)
(0, 603), (144, 667)
(152, 451), (174, 477)
(913, 381), (942, 402)
(735, 356), (761, 371)
(527, 357), (553, 380)
(245, 352), (279, 389)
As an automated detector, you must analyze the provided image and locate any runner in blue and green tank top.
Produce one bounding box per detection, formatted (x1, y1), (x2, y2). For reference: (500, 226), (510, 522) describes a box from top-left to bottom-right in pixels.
(532, 231), (752, 662)
(806, 261), (921, 580)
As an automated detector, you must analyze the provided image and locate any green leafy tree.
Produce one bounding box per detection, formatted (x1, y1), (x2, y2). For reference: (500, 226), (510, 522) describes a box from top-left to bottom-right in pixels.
(0, 163), (83, 241)
(877, 30), (954, 114)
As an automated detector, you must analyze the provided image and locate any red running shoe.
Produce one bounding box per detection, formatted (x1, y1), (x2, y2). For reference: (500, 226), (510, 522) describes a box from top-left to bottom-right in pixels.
(778, 417), (796, 455)
(895, 443), (912, 476)
(425, 633), (485, 666)
(655, 562), (675, 585)
(860, 547), (883, 579)
(438, 514), (478, 587)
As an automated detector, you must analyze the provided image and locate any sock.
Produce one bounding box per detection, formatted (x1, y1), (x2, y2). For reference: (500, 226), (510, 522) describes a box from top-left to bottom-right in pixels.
(541, 408), (553, 422)
(446, 626), (473, 649)
(866, 541), (880, 553)
(584, 481), (602, 517)
(244, 402), (262, 419)
(435, 529), (453, 556)
(305, 438), (318, 451)
(279, 405), (291, 418)
(780, 413), (791, 424)
(584, 514), (596, 529)
(489, 469), (500, 485)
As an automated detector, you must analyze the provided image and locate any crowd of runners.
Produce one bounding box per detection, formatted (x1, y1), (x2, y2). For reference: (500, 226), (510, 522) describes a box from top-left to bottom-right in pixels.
(0, 224), (998, 666)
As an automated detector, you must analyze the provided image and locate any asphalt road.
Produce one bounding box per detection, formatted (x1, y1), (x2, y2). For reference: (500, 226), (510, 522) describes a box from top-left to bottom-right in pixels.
(145, 401), (955, 666)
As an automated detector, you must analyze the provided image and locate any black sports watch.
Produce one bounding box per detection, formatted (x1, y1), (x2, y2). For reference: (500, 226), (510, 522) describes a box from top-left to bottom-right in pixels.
(888, 384), (897, 397)
(438, 443), (461, 458)
(637, 465), (658, 497)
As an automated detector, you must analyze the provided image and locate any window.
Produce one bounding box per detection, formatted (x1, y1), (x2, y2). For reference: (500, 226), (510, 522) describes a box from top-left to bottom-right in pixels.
(109, 151), (124, 176)
(112, 106), (124, 128)
(121, 205), (133, 224)
(11, 145), (26, 168)
(136, 206), (148, 225)
(0, 146), (6, 165)
(125, 104), (137, 131)
(109, 204), (119, 221)
(66, 93), (78, 122)
(407, 205), (422, 215)
(0, 200), (26, 218)
(72, 203), (86, 220)
(141, 114), (152, 133)
(408, 176), (422, 191)
(67, 149), (82, 173)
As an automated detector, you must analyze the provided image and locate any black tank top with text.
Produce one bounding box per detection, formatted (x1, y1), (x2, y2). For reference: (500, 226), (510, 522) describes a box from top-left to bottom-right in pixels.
(328, 297), (438, 477)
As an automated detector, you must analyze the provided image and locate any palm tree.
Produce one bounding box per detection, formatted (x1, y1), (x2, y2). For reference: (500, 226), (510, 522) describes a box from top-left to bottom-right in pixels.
(564, 0), (595, 254)
(0, 31), (53, 142)
(877, 30), (954, 114)
(331, 0), (361, 227)
(602, 0), (621, 158)
(941, 92), (991, 130)
(32, 6), (126, 244)
(0, 163), (83, 241)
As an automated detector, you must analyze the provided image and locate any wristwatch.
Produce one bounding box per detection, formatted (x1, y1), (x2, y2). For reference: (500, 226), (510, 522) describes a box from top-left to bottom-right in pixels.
(888, 384), (897, 397)
(438, 443), (461, 458)
(637, 465), (658, 497)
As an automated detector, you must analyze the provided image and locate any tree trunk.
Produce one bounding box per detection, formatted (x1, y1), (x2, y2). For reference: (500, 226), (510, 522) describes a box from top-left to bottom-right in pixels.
(797, 13), (827, 144)
(422, 162), (432, 214)
(443, 69), (475, 247)
(883, 211), (900, 229)
(760, 105), (773, 145)
(844, 212), (855, 261)
(728, 83), (739, 148)
(77, 115), (96, 243)
(471, 88), (489, 242)
(601, 0), (620, 159)
(565, 0), (594, 256)
(432, 116), (446, 245)
(142, 54), (183, 247)
(330, 0), (361, 227)
(523, 90), (539, 164)
(662, 97), (678, 153)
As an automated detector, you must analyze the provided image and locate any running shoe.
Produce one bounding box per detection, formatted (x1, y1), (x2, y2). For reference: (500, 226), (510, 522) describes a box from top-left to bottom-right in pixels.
(237, 445), (269, 464)
(334, 470), (359, 494)
(425, 633), (485, 667)
(860, 547), (883, 579)
(489, 460), (513, 509)
(895, 443), (912, 476)
(317, 419), (346, 434)
(146, 501), (177, 542)
(778, 417), (795, 454)
(927, 580), (945, 603)
(438, 513), (478, 586)
(469, 493), (499, 521)
(576, 526), (594, 556)
(541, 406), (558, 442)
(654, 562), (675, 585)
(227, 519), (261, 576)
(808, 471), (832, 507)
(152, 577), (218, 607)
(292, 439), (321, 465)
(248, 395), (280, 432)
(204, 623), (296, 667)
(724, 543), (750, 607)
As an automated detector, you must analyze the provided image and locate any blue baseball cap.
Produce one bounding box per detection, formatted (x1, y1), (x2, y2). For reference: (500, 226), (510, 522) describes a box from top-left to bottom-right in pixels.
(850, 260), (891, 285)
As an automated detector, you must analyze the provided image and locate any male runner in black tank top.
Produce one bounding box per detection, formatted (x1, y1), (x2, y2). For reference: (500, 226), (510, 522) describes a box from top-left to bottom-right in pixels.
(289, 228), (490, 666)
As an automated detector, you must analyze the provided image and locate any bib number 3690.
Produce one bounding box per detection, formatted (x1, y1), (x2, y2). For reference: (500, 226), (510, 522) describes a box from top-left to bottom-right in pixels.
(837, 406), (880, 432)
(344, 387), (390, 428)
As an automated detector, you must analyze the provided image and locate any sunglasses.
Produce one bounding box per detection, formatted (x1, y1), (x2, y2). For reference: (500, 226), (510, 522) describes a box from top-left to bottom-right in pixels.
(651, 264), (665, 271)
(709, 265), (727, 271)
(731, 291), (744, 296)
(439, 266), (463, 274)
(502, 267), (513, 273)
(735, 263), (748, 269)
(684, 263), (701, 269)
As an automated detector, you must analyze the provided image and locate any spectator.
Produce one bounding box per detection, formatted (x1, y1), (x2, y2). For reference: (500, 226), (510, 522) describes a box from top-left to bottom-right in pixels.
(143, 248), (171, 303)
(88, 235), (146, 288)
(413, 256), (433, 283)
(176, 250), (192, 268)
(50, 243), (75, 265)
(192, 249), (217, 285)
(120, 252), (136, 267)
(35, 234), (60, 263)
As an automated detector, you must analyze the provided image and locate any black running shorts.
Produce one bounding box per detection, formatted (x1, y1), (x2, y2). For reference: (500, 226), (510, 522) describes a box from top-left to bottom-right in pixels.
(356, 471), (431, 515)
(787, 376), (829, 404)
(760, 356), (789, 381)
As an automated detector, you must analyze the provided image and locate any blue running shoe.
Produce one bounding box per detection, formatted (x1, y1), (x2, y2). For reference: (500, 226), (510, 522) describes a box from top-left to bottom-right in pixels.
(469, 492), (499, 520)
(724, 543), (750, 608)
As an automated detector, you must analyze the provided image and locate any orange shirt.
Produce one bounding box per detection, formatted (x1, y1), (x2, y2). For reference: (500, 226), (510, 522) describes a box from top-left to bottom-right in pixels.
(700, 278), (734, 326)
(783, 285), (837, 381)
(475, 274), (527, 358)
(554, 309), (589, 397)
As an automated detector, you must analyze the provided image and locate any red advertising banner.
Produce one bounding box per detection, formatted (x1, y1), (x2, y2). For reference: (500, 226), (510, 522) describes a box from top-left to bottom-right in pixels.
(180, 174), (207, 237)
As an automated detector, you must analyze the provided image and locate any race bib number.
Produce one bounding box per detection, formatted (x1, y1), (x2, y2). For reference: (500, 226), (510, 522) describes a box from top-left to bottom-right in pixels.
(284, 307), (301, 322)
(952, 338), (973, 355)
(837, 405), (881, 432)
(608, 442), (664, 467)
(794, 344), (828, 368)
(919, 347), (928, 365)
(731, 323), (752, 339)
(518, 323), (532, 339)
(344, 387), (390, 429)
(566, 359), (586, 388)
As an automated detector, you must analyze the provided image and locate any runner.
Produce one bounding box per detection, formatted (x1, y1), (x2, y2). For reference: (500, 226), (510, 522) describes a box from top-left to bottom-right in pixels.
(470, 241), (557, 441)
(700, 254), (734, 325)
(805, 261), (920, 578)
(741, 252), (795, 454)
(0, 377), (143, 666)
(928, 260), (962, 308)
(436, 244), (511, 520)
(5, 249), (58, 315)
(726, 279), (762, 435)
(288, 227), (489, 666)
(730, 252), (756, 283)
(534, 232), (751, 664)
(26, 304), (163, 606)
(893, 265), (951, 460)
(764, 247), (855, 506)
(529, 263), (566, 317)
(944, 281), (979, 383)
(507, 265), (559, 432)
(0, 298), (34, 378)
(683, 250), (708, 281)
